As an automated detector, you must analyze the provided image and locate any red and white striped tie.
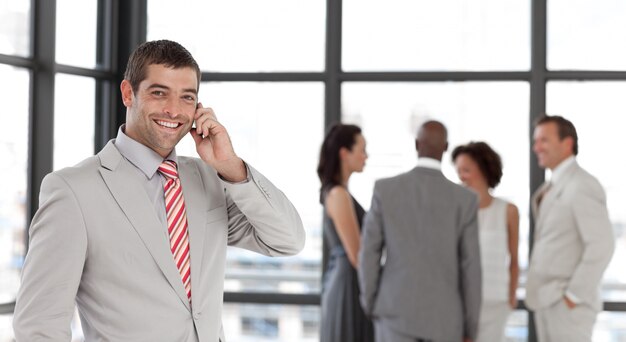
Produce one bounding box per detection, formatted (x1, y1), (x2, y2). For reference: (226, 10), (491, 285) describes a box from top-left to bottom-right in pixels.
(158, 160), (191, 303)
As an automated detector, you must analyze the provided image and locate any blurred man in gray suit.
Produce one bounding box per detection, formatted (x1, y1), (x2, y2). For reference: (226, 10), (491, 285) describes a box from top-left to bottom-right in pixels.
(526, 115), (614, 341)
(359, 121), (481, 342)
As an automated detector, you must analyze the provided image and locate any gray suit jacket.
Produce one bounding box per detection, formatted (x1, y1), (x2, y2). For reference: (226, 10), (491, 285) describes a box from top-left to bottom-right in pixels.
(13, 141), (305, 341)
(525, 161), (614, 312)
(358, 166), (481, 341)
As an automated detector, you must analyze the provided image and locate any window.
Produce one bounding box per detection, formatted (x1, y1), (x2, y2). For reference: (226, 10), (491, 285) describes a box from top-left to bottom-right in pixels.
(548, 0), (626, 70)
(223, 303), (319, 341)
(594, 311), (626, 341)
(147, 0), (326, 72)
(343, 0), (530, 71)
(0, 0), (30, 57)
(55, 0), (98, 68)
(176, 82), (325, 295)
(342, 81), (530, 280)
(5, 2), (626, 342)
(53, 74), (96, 171)
(0, 65), (29, 304)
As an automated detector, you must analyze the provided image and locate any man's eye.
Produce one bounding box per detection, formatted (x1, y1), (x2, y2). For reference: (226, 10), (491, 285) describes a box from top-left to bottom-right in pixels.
(184, 95), (196, 101)
(152, 90), (165, 96)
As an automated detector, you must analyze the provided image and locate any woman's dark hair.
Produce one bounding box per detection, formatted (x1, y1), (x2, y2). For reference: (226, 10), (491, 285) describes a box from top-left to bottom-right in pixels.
(317, 124), (362, 203)
(452, 141), (503, 189)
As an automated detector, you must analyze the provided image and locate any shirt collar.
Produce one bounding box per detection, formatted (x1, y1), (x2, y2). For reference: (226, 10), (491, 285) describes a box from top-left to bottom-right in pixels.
(549, 155), (576, 185)
(113, 124), (178, 179)
(417, 157), (442, 171)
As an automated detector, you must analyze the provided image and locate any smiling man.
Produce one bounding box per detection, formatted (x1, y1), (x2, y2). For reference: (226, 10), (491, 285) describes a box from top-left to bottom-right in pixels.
(13, 40), (305, 342)
(526, 114), (614, 342)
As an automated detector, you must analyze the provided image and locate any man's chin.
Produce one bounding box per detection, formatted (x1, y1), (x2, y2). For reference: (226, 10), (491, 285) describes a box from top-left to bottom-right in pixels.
(152, 138), (183, 154)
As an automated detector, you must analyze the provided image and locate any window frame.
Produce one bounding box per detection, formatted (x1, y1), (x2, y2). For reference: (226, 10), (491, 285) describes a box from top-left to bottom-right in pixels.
(1, 1), (625, 341)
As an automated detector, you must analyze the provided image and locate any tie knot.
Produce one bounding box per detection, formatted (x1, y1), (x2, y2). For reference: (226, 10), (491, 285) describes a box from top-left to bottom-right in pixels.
(158, 160), (179, 180)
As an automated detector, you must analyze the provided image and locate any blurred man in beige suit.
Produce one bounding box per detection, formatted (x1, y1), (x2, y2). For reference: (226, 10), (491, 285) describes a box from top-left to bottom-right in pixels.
(525, 115), (614, 341)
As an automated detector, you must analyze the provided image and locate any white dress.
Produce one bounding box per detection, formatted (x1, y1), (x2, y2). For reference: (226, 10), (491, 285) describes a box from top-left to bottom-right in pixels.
(476, 197), (512, 342)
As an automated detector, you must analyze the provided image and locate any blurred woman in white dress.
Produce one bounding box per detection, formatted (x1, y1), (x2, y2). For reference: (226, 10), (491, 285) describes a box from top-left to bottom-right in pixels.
(453, 141), (520, 342)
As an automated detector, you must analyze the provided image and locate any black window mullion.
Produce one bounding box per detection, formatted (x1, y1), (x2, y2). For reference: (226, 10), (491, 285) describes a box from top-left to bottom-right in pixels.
(528, 0), (548, 340)
(320, 0), (343, 291)
(95, 0), (116, 152)
(113, 0), (147, 130)
(28, 0), (57, 235)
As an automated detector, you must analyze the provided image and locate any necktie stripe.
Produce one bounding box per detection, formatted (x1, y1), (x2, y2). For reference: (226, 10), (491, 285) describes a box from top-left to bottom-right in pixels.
(176, 246), (190, 268)
(170, 217), (186, 249)
(171, 229), (186, 254)
(168, 203), (185, 230)
(158, 160), (192, 303)
(165, 197), (180, 217)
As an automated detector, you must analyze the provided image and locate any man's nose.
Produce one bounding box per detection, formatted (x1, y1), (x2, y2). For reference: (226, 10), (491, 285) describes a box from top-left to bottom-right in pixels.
(163, 97), (182, 116)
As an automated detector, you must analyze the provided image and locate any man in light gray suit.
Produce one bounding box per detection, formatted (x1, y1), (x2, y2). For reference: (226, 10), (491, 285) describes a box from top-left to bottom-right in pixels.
(526, 115), (614, 341)
(359, 121), (482, 342)
(13, 40), (305, 341)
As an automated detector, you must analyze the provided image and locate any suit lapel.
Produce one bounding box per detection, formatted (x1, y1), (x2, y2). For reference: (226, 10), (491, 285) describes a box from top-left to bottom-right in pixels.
(531, 181), (550, 220)
(535, 163), (578, 233)
(98, 142), (191, 312)
(178, 159), (210, 305)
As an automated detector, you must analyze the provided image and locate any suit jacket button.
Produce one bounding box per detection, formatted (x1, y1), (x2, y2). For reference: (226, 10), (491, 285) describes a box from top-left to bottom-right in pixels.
(193, 312), (201, 320)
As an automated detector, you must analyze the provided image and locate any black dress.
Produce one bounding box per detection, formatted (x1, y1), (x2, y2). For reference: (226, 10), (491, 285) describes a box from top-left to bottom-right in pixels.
(320, 193), (374, 342)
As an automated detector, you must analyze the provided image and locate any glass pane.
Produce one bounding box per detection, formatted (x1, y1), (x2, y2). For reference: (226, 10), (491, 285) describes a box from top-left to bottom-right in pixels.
(342, 81), (530, 282)
(0, 0), (30, 56)
(505, 310), (528, 341)
(70, 308), (84, 342)
(176, 82), (324, 294)
(343, 0), (530, 71)
(594, 311), (626, 341)
(0, 65), (29, 304)
(223, 303), (319, 342)
(54, 74), (95, 170)
(56, 0), (98, 68)
(548, 0), (626, 71)
(546, 81), (626, 301)
(147, 0), (325, 72)
(0, 313), (14, 341)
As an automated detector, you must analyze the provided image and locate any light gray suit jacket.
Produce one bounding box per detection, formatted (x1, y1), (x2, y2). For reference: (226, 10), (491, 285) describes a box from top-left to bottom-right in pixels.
(525, 161), (614, 312)
(13, 141), (305, 342)
(358, 167), (481, 341)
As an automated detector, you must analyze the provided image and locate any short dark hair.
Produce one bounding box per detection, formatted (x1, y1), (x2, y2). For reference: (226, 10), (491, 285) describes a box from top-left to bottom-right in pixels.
(535, 114), (578, 155)
(124, 40), (201, 93)
(452, 141), (503, 189)
(316, 124), (362, 203)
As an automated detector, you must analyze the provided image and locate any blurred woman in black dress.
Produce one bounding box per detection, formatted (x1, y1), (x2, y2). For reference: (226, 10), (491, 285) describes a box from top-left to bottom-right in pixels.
(317, 123), (374, 342)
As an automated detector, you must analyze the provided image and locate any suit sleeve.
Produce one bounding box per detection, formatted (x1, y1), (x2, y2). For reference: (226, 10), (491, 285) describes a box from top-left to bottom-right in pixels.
(358, 181), (384, 316)
(223, 164), (305, 256)
(567, 178), (615, 303)
(459, 194), (481, 340)
(13, 173), (88, 341)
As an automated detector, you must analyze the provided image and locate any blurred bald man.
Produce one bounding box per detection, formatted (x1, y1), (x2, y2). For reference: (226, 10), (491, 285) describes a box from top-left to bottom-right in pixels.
(359, 121), (482, 342)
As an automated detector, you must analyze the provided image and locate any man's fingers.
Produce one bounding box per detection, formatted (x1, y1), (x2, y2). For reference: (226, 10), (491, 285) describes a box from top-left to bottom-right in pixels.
(190, 129), (204, 144)
(194, 107), (219, 136)
(194, 105), (216, 120)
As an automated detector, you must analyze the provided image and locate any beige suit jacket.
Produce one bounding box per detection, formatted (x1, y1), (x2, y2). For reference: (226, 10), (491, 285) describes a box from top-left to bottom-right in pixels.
(13, 141), (305, 341)
(525, 161), (614, 312)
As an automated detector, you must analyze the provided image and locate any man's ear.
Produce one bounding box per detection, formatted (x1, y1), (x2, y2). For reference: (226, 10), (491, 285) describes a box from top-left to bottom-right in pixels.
(120, 80), (134, 107)
(563, 136), (575, 153)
